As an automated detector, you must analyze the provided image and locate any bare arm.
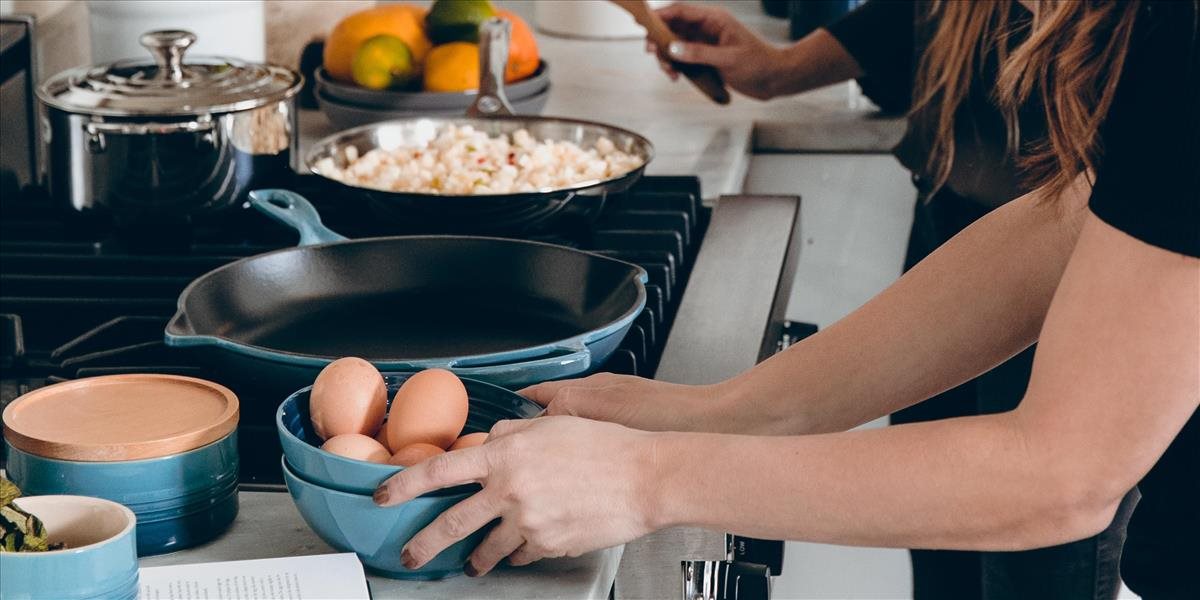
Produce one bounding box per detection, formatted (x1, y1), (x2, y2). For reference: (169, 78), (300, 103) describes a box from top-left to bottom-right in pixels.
(652, 212), (1199, 550)
(715, 182), (1091, 435)
(384, 207), (1197, 569)
(527, 180), (1091, 435)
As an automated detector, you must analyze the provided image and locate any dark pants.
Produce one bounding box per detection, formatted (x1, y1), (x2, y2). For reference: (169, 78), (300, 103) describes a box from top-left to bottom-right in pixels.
(892, 190), (1136, 600)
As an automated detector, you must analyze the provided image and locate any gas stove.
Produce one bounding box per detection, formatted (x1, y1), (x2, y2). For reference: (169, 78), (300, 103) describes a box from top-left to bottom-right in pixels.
(0, 175), (710, 486)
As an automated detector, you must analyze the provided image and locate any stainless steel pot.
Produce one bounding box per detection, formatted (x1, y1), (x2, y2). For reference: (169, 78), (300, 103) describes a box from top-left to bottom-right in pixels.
(37, 30), (302, 224)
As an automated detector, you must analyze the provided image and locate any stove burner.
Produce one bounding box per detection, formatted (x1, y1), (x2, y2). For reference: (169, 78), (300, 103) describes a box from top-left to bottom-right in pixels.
(1, 175), (709, 485)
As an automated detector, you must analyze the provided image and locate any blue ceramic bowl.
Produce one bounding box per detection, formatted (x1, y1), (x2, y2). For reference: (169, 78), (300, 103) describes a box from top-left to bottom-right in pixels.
(5, 432), (239, 556)
(0, 495), (139, 600)
(278, 374), (540, 495)
(282, 457), (485, 579)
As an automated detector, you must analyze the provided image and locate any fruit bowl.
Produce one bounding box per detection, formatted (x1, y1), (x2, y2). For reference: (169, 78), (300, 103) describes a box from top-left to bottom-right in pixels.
(315, 62), (550, 110)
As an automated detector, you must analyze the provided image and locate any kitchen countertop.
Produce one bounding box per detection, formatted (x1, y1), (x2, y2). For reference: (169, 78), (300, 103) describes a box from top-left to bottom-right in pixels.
(139, 492), (622, 599)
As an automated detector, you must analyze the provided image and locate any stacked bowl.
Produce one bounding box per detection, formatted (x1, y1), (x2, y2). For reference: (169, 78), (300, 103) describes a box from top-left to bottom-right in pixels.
(2, 375), (240, 556)
(277, 373), (540, 579)
(314, 62), (551, 129)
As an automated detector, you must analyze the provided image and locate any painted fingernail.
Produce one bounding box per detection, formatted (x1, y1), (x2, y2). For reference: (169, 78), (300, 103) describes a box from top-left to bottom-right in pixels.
(464, 561), (480, 577)
(373, 486), (390, 506)
(668, 41), (685, 59)
(401, 547), (418, 569)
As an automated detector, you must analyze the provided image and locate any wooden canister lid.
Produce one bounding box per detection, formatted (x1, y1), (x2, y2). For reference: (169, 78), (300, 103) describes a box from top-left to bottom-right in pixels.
(2, 374), (239, 461)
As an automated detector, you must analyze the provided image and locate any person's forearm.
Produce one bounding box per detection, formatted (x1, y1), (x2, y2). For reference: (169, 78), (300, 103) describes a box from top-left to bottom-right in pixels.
(765, 29), (863, 98)
(712, 184), (1089, 435)
(648, 414), (1120, 551)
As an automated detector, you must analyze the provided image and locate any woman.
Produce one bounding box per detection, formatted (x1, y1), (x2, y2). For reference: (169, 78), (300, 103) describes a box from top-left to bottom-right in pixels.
(375, 2), (1199, 598)
(651, 2), (1131, 598)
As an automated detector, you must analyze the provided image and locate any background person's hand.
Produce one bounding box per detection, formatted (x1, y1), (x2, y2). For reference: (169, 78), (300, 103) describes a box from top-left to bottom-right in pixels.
(373, 416), (662, 576)
(520, 372), (726, 432)
(647, 3), (787, 100)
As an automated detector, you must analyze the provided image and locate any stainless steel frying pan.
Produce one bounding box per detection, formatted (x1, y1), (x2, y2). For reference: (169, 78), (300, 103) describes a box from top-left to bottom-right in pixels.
(302, 18), (655, 234)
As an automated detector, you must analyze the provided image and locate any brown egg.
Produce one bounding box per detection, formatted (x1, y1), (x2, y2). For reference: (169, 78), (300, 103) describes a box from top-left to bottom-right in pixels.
(388, 442), (445, 467)
(321, 433), (391, 463)
(310, 357), (387, 440)
(386, 369), (468, 451)
(374, 421), (392, 452)
(448, 432), (488, 451)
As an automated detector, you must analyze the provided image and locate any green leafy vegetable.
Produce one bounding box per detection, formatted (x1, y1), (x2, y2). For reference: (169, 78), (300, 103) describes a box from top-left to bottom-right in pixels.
(0, 477), (63, 552)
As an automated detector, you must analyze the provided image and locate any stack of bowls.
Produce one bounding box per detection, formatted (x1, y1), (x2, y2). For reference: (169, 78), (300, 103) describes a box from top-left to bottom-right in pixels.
(2, 375), (240, 556)
(314, 62), (551, 129)
(277, 373), (540, 579)
(0, 495), (140, 600)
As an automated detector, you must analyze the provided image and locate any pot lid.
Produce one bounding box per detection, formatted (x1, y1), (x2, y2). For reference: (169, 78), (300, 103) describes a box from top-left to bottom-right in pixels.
(1, 374), (239, 461)
(37, 30), (300, 117)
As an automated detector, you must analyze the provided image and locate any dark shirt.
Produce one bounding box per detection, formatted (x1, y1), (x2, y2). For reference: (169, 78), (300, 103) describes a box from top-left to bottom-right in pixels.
(1086, 2), (1200, 598)
(829, 1), (1200, 596)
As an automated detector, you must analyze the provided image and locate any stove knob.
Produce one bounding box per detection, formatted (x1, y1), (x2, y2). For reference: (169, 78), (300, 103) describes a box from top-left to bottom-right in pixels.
(682, 560), (772, 600)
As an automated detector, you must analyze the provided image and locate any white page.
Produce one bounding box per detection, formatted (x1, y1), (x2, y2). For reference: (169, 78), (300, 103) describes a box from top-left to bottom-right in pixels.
(138, 553), (370, 600)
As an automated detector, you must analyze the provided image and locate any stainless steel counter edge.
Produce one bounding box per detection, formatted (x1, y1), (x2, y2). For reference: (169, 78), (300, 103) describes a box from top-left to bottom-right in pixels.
(618, 193), (803, 600)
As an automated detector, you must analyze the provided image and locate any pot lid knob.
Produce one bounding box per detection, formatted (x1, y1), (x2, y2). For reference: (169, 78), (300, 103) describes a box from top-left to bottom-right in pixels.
(139, 29), (197, 82)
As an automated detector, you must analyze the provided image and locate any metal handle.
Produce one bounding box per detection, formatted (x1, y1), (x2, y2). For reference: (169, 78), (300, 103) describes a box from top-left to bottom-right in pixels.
(84, 115), (215, 153)
(247, 189), (348, 246)
(467, 18), (514, 118)
(140, 29), (196, 82)
(85, 116), (215, 136)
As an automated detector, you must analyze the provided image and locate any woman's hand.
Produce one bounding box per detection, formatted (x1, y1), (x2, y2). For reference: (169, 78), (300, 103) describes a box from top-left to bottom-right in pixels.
(373, 416), (662, 576)
(520, 372), (727, 432)
(649, 3), (788, 100)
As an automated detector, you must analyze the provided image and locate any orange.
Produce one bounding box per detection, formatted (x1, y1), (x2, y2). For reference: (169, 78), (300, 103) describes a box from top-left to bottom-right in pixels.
(324, 4), (432, 84)
(423, 42), (480, 93)
(497, 10), (539, 83)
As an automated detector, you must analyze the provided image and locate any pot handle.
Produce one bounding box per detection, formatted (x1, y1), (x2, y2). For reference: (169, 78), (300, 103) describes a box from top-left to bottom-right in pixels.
(85, 117), (215, 136)
(467, 18), (515, 118)
(247, 189), (348, 246)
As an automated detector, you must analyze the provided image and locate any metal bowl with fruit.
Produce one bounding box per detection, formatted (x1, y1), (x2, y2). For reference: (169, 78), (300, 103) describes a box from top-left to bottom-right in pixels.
(316, 1), (548, 126)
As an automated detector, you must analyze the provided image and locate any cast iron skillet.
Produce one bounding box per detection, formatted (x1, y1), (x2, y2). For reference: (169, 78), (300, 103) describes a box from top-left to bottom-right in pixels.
(303, 19), (654, 234)
(163, 189), (648, 395)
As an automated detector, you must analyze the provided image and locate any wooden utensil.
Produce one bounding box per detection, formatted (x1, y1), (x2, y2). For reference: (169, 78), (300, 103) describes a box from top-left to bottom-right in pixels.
(2, 374), (239, 461)
(611, 0), (732, 105)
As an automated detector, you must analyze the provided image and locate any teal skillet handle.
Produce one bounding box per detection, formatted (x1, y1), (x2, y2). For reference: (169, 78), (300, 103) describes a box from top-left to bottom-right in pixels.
(447, 344), (592, 388)
(248, 189), (348, 246)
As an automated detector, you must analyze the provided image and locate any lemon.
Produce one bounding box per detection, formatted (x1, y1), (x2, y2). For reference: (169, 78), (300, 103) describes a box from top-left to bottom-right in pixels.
(351, 34), (417, 90)
(425, 0), (497, 44)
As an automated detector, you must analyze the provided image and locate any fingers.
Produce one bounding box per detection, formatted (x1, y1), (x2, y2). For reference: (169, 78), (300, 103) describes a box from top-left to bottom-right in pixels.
(517, 379), (571, 407)
(657, 3), (729, 41)
(467, 519), (525, 576)
(664, 40), (733, 68)
(401, 492), (499, 569)
(487, 418), (536, 439)
(646, 42), (681, 81)
(374, 447), (489, 507)
(507, 542), (545, 567)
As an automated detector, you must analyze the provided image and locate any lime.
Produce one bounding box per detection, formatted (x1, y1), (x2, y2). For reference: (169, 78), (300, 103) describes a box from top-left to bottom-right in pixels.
(351, 34), (417, 90)
(425, 0), (497, 44)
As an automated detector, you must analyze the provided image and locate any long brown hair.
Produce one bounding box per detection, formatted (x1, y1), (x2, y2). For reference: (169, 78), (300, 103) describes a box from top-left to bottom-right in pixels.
(912, 0), (1141, 198)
